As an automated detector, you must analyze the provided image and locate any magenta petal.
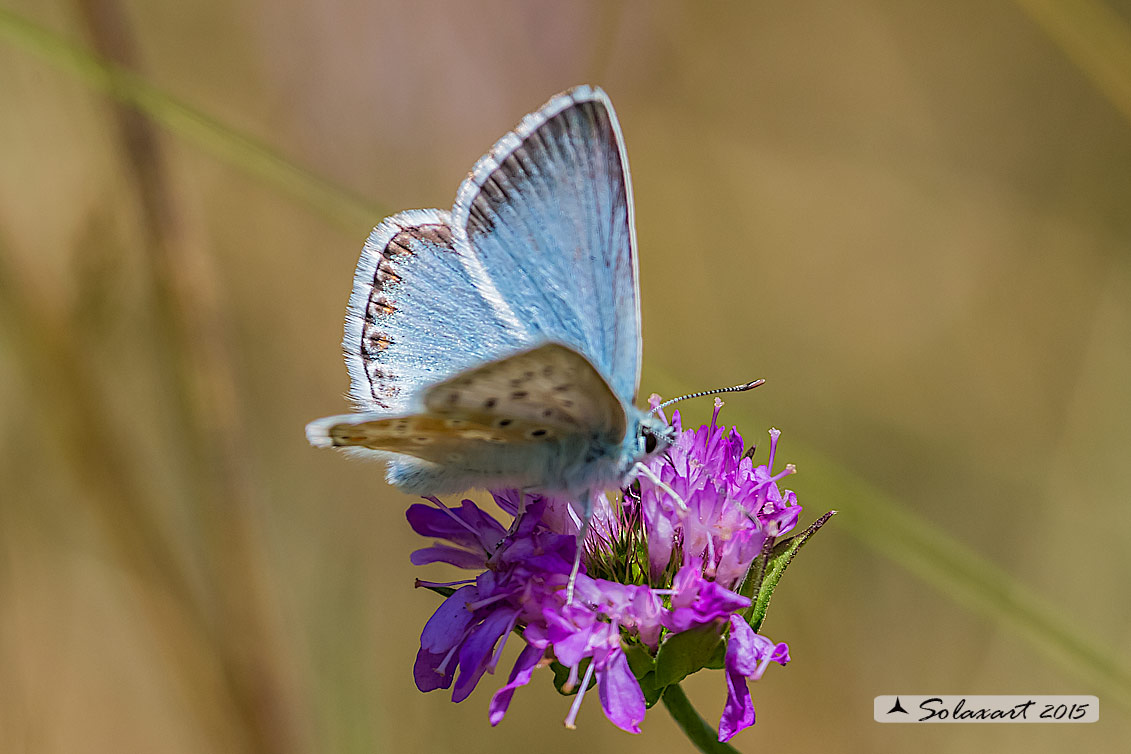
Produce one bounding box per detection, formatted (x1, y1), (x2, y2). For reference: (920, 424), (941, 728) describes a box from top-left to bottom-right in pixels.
(597, 649), (645, 734)
(406, 500), (505, 549)
(413, 647), (454, 692)
(410, 545), (486, 569)
(405, 503), (480, 547)
(727, 615), (775, 676)
(420, 585), (477, 652)
(720, 615), (785, 740)
(452, 608), (517, 703)
(719, 665), (755, 741)
(488, 489), (522, 516)
(669, 565), (700, 609)
(763, 504), (799, 536)
(664, 576), (750, 632)
(542, 608), (595, 667)
(488, 643), (543, 725)
(643, 498), (675, 578)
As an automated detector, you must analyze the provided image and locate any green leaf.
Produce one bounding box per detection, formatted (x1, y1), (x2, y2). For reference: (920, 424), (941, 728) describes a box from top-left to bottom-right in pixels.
(624, 643), (665, 707)
(705, 638), (727, 670)
(654, 621), (725, 688)
(550, 658), (594, 697)
(624, 642), (656, 677)
(747, 510), (836, 633)
(639, 672), (665, 708)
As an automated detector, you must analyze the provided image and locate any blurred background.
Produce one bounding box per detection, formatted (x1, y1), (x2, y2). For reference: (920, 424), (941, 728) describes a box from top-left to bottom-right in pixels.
(2, 1), (1129, 752)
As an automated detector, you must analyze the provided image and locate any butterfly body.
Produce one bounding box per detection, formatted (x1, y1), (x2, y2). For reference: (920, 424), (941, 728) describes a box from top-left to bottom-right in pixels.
(379, 404), (664, 496)
(307, 86), (673, 500)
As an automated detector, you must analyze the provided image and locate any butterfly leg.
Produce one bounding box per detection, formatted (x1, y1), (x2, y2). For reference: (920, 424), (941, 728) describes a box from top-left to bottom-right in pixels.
(504, 488), (530, 537)
(632, 462), (688, 512)
(564, 490), (593, 606)
(496, 489), (532, 553)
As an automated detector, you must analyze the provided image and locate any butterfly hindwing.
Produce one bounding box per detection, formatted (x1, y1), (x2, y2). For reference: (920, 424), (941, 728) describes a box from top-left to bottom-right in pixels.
(423, 343), (626, 439)
(317, 414), (527, 458)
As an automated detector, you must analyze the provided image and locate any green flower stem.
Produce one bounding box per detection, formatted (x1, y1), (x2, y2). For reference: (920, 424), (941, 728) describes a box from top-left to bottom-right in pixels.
(661, 684), (740, 754)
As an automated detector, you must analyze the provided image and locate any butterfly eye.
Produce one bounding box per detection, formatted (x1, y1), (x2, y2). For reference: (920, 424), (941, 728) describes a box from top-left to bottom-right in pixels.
(643, 430), (659, 455)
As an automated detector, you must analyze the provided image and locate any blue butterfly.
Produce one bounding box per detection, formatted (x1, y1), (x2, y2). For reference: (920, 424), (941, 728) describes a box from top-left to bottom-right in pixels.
(306, 85), (677, 505)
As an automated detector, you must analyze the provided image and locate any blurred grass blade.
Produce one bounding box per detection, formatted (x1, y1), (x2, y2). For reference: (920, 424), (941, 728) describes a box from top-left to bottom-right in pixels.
(1010, 0), (1131, 127)
(789, 443), (1131, 710)
(0, 7), (382, 231)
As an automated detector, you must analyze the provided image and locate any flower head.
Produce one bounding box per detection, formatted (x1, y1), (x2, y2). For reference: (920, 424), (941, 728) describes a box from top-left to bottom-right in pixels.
(408, 400), (815, 741)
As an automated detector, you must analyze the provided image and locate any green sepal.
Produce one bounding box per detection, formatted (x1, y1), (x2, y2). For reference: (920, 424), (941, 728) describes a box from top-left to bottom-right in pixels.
(745, 510), (836, 632)
(705, 638), (727, 669)
(639, 671), (665, 708)
(736, 535), (774, 602)
(625, 643), (664, 708)
(551, 658), (594, 697)
(653, 620), (725, 688)
(419, 584), (456, 598)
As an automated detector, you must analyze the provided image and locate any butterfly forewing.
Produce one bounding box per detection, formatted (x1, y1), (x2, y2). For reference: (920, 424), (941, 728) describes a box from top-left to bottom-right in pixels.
(450, 86), (641, 404)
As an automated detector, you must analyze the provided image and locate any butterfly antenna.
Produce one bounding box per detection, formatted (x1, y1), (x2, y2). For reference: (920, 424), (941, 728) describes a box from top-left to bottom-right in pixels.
(651, 379), (765, 414)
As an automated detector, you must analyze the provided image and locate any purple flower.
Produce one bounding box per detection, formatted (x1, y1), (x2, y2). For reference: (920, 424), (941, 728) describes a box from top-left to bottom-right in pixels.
(408, 495), (574, 702)
(407, 497), (505, 569)
(663, 564), (751, 633)
(536, 603), (646, 732)
(407, 401), (808, 740)
(719, 615), (791, 742)
(488, 644), (544, 725)
(641, 398), (798, 589)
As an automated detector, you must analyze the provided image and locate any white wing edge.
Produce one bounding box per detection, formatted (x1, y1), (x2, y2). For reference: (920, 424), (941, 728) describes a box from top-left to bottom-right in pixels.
(344, 207), (452, 412)
(447, 85), (643, 397)
(307, 413), (408, 469)
(305, 411), (389, 448)
(601, 88), (643, 399)
(305, 412), (350, 447)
